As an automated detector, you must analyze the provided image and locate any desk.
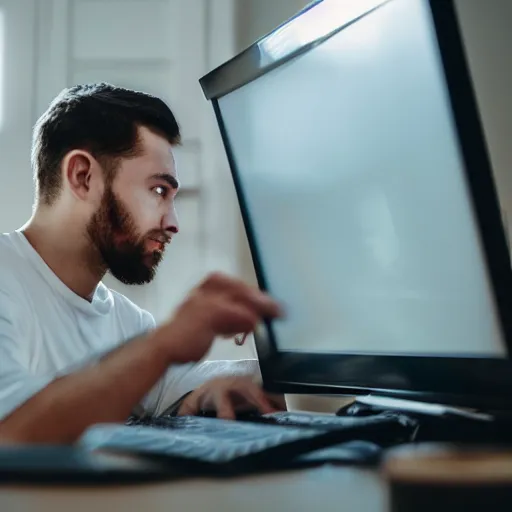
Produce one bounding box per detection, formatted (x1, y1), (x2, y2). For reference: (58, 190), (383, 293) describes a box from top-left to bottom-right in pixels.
(0, 466), (386, 512)
(1, 395), (385, 512)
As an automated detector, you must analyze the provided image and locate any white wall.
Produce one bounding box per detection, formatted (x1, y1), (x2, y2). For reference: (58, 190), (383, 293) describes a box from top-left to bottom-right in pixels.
(236, 0), (311, 50)
(0, 0), (37, 233)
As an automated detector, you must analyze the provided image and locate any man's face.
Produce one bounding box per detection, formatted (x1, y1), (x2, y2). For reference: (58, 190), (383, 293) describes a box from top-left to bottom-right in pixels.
(87, 127), (179, 285)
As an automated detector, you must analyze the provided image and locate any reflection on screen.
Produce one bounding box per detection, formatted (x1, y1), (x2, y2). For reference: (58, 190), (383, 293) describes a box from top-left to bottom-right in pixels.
(218, 0), (506, 357)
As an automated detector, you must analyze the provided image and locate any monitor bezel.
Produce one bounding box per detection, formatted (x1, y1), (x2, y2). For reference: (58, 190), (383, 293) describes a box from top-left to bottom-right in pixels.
(201, 0), (512, 409)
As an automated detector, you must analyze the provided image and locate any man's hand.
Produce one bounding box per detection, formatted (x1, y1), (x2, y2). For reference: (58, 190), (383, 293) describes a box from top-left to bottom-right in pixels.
(177, 376), (286, 420)
(158, 273), (283, 364)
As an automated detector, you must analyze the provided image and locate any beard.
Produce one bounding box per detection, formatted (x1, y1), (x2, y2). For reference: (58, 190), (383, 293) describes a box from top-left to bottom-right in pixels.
(86, 186), (164, 285)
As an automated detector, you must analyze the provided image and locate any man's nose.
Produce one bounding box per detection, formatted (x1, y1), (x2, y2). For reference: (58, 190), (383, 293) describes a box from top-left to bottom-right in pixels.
(163, 208), (179, 235)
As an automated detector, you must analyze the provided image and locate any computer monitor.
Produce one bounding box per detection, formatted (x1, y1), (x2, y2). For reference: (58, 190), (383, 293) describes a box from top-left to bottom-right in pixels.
(200, 0), (512, 409)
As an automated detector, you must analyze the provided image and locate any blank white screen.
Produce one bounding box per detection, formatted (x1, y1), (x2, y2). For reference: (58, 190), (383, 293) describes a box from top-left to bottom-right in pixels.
(218, 0), (506, 357)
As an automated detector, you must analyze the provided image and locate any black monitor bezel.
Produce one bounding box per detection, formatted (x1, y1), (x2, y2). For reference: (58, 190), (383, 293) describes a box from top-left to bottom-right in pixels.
(201, 0), (512, 410)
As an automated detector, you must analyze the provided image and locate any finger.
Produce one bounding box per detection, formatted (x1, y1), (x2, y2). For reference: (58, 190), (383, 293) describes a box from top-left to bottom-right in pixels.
(230, 289), (283, 319)
(213, 303), (259, 337)
(213, 391), (236, 421)
(177, 393), (201, 416)
(239, 385), (278, 415)
(267, 393), (287, 411)
(201, 272), (245, 292)
(234, 333), (248, 346)
(219, 332), (248, 342)
(202, 274), (283, 319)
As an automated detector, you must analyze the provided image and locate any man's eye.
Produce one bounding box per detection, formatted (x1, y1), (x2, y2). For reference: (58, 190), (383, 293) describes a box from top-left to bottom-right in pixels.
(153, 186), (168, 198)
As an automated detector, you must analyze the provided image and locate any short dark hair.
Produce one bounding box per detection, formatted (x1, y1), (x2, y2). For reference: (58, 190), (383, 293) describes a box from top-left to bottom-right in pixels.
(32, 83), (181, 205)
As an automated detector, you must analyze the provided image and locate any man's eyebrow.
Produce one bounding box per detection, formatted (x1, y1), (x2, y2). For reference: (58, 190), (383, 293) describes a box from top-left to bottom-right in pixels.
(150, 173), (180, 189)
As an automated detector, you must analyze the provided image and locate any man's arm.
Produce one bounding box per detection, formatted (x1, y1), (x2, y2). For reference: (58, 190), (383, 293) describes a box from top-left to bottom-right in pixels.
(0, 273), (282, 444)
(0, 327), (180, 444)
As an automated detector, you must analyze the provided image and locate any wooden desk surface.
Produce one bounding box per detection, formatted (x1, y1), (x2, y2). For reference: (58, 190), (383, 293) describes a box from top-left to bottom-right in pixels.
(0, 466), (386, 512)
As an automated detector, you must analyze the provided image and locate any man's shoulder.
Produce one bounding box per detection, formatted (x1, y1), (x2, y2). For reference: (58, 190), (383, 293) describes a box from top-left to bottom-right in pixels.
(0, 232), (21, 257)
(0, 233), (34, 318)
(0, 232), (30, 286)
(107, 288), (156, 330)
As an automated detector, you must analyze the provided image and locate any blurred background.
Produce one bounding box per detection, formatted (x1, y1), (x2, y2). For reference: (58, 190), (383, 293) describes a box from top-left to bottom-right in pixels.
(0, 0), (310, 360)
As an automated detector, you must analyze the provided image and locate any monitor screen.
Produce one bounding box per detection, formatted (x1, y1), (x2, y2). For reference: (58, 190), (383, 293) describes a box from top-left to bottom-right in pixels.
(218, 0), (504, 357)
(201, 0), (512, 406)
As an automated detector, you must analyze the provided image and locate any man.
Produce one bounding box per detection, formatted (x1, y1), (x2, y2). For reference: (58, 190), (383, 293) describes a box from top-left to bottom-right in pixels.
(0, 83), (283, 444)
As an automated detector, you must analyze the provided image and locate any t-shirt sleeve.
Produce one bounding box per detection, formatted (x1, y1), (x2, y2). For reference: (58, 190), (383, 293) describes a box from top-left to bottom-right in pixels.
(137, 359), (262, 417)
(0, 290), (53, 421)
(141, 310), (157, 332)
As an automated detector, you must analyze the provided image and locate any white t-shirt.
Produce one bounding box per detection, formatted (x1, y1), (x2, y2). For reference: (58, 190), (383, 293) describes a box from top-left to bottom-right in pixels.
(0, 230), (211, 421)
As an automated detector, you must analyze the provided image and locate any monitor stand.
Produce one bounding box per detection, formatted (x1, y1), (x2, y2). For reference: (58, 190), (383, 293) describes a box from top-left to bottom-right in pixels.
(336, 394), (512, 444)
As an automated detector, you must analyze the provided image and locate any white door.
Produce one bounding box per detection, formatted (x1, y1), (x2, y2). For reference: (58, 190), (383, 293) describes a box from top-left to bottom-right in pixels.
(0, 0), (37, 233)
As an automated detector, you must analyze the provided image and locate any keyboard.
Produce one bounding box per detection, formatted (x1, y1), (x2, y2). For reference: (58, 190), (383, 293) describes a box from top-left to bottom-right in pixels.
(79, 412), (415, 473)
(129, 410), (415, 443)
(244, 410), (400, 429)
(83, 416), (335, 464)
(132, 410), (375, 429)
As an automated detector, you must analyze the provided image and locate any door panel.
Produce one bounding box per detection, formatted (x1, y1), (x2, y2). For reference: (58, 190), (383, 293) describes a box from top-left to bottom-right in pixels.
(0, 0), (36, 233)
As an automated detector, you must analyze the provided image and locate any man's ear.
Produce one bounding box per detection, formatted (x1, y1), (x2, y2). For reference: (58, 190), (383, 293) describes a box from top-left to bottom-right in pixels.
(62, 150), (103, 202)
